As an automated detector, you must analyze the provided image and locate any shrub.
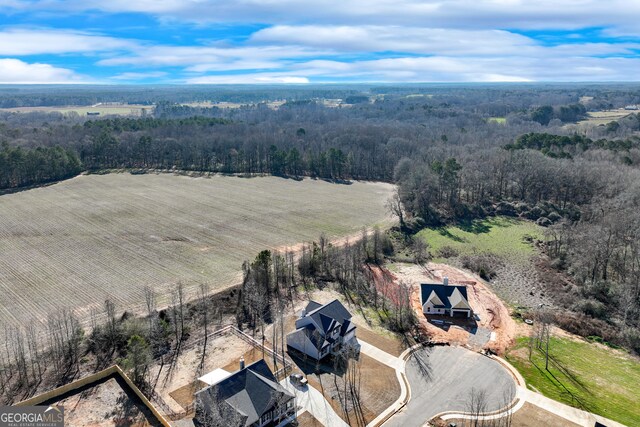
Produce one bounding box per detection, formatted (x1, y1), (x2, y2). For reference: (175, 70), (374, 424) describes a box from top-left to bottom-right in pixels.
(547, 211), (562, 222)
(437, 245), (459, 258)
(574, 298), (608, 319)
(525, 205), (546, 220)
(461, 254), (503, 280)
(496, 201), (517, 216)
(536, 217), (552, 227)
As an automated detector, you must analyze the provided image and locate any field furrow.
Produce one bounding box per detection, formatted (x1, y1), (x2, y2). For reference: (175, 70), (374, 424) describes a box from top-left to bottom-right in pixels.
(0, 173), (394, 330)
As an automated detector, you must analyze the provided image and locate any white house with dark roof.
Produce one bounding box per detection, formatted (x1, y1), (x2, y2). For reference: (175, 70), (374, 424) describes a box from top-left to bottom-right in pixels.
(421, 277), (473, 318)
(194, 359), (294, 427)
(286, 299), (359, 360)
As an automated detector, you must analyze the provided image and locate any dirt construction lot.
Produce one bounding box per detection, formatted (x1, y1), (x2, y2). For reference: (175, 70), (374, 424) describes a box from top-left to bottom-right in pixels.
(389, 262), (516, 354)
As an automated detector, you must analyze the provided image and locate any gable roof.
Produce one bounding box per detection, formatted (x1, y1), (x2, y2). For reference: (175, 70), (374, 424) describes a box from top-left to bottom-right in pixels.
(305, 299), (352, 334)
(195, 359), (293, 427)
(425, 290), (445, 307)
(448, 287), (472, 310)
(420, 283), (471, 311)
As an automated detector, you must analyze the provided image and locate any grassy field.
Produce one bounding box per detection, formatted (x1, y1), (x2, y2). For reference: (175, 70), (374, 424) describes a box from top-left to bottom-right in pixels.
(1, 104), (152, 116)
(506, 335), (640, 426)
(0, 173), (393, 328)
(488, 116), (507, 124)
(416, 216), (542, 263)
(577, 109), (632, 126)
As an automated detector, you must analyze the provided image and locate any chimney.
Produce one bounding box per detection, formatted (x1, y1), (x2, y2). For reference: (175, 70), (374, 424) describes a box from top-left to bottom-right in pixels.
(443, 277), (449, 286)
(300, 308), (306, 318)
(239, 357), (245, 370)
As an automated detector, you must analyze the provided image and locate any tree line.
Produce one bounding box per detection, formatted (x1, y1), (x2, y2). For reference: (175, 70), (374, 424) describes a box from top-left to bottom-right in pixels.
(0, 143), (81, 190)
(1, 85), (639, 353)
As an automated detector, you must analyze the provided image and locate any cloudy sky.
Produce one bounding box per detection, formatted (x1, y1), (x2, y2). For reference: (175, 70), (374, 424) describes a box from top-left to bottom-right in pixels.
(0, 0), (639, 84)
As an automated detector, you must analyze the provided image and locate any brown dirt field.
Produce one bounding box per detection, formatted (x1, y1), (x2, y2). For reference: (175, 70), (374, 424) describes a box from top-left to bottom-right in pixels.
(168, 381), (202, 411)
(390, 262), (516, 354)
(307, 353), (400, 426)
(52, 376), (162, 427)
(296, 411), (324, 427)
(355, 326), (406, 357)
(149, 330), (253, 415)
(221, 346), (280, 375)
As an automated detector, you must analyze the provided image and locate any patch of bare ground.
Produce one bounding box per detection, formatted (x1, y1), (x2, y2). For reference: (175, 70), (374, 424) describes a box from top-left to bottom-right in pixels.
(296, 411), (324, 427)
(533, 256), (581, 308)
(490, 258), (555, 309)
(48, 375), (162, 427)
(391, 262), (516, 354)
(148, 329), (254, 416)
(356, 327), (405, 357)
(306, 353), (400, 426)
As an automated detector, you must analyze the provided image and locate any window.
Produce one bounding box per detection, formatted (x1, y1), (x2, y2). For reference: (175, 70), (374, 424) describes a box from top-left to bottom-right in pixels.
(427, 306), (430, 312)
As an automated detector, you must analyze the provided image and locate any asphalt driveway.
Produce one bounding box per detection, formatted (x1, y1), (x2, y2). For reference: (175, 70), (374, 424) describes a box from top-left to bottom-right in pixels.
(386, 346), (516, 427)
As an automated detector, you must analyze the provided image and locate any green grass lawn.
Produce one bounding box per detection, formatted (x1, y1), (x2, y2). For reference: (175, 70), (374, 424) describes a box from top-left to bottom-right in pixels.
(488, 116), (507, 124)
(506, 335), (640, 426)
(416, 216), (542, 263)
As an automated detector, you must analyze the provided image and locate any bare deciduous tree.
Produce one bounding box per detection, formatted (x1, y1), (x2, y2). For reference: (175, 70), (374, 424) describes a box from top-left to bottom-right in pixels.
(467, 387), (489, 427)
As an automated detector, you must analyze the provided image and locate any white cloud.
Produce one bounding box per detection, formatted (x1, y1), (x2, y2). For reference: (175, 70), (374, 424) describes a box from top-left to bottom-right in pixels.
(0, 58), (87, 83)
(0, 28), (135, 55)
(98, 45), (323, 68)
(285, 55), (640, 82)
(1, 2), (640, 83)
(12, 0), (640, 30)
(252, 26), (535, 56)
(253, 25), (640, 57)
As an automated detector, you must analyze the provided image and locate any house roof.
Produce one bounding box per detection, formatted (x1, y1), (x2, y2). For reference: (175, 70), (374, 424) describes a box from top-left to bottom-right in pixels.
(195, 359), (293, 427)
(305, 299), (353, 335)
(198, 368), (232, 386)
(420, 283), (471, 311)
(294, 323), (331, 350)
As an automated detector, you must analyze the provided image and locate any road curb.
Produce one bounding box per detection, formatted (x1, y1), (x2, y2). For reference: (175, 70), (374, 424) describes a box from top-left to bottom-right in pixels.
(487, 354), (527, 387)
(367, 343), (423, 427)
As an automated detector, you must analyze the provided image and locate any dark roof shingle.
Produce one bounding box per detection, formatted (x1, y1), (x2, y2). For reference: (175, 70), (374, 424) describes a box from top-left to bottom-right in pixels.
(420, 283), (470, 310)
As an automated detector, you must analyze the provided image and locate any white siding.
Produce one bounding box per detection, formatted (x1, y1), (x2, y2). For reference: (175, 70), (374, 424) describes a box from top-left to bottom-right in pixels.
(286, 329), (320, 360)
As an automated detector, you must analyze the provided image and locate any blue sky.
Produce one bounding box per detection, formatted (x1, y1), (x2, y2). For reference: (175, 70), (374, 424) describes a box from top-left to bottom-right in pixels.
(0, 0), (639, 84)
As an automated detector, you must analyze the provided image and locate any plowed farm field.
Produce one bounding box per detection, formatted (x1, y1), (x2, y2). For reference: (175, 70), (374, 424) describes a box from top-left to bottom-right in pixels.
(0, 173), (394, 328)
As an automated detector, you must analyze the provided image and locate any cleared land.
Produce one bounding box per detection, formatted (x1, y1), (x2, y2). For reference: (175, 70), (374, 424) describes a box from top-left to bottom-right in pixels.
(43, 374), (163, 427)
(416, 217), (549, 308)
(0, 173), (393, 329)
(416, 217), (542, 263)
(1, 103), (152, 116)
(577, 109), (633, 126)
(506, 334), (640, 426)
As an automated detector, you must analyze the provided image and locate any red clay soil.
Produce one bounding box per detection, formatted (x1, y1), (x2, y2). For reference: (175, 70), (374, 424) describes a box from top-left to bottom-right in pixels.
(374, 262), (516, 354)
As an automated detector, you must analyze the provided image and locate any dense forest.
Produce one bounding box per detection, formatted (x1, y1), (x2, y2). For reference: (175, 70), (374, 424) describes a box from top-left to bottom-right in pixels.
(0, 84), (639, 352)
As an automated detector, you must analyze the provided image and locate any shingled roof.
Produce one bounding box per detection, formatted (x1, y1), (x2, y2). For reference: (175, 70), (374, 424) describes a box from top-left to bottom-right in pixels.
(304, 299), (354, 335)
(195, 359), (293, 427)
(420, 283), (471, 310)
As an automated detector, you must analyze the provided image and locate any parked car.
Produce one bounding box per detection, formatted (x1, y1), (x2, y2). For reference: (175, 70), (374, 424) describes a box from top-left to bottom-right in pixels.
(289, 373), (308, 387)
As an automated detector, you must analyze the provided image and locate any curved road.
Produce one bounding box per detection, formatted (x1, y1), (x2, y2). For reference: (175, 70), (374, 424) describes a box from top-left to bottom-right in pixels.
(386, 346), (516, 427)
